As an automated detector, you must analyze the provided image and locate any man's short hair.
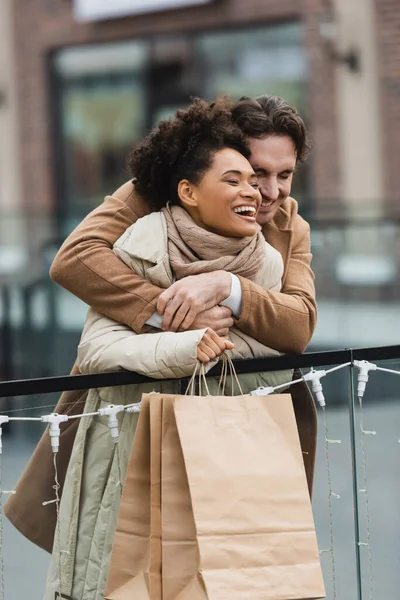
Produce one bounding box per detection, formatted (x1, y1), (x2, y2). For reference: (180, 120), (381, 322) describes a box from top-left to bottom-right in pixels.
(232, 95), (311, 162)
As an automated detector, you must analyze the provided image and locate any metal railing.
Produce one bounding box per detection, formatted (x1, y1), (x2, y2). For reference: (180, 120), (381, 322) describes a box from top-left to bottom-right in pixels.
(1, 344), (400, 599)
(1, 344), (399, 398)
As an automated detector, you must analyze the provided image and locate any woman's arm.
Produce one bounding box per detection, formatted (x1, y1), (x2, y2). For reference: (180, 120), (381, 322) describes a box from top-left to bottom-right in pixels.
(77, 308), (210, 379)
(50, 181), (164, 333)
(235, 221), (316, 354)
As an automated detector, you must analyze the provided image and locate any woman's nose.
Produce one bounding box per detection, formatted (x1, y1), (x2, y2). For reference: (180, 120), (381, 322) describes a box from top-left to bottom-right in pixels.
(241, 184), (260, 199)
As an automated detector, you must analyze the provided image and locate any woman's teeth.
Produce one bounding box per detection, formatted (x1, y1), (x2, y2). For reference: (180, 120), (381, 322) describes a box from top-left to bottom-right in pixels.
(233, 206), (256, 215)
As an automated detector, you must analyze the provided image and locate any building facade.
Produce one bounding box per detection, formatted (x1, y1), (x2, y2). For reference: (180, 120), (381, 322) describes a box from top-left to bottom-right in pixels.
(1, 0), (399, 377)
(11, 0), (341, 236)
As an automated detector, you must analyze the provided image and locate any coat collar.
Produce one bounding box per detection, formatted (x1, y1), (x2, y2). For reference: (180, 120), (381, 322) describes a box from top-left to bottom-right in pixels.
(120, 212), (167, 264)
(262, 202), (294, 283)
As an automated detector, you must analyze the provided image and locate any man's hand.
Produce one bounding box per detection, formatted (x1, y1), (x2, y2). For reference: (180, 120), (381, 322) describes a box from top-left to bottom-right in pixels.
(197, 329), (235, 364)
(157, 271), (232, 332)
(186, 305), (234, 337)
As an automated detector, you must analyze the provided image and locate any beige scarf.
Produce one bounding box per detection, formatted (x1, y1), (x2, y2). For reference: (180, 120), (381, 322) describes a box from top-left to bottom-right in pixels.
(161, 204), (266, 281)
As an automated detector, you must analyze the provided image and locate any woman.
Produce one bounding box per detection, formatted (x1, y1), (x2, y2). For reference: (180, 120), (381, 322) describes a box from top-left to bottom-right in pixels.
(43, 98), (293, 600)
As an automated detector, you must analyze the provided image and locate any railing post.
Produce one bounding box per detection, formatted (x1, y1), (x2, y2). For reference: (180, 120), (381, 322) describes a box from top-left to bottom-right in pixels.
(348, 359), (363, 600)
(0, 285), (13, 381)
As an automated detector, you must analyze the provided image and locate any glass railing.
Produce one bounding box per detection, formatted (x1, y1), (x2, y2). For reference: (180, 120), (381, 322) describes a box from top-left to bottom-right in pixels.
(0, 346), (400, 598)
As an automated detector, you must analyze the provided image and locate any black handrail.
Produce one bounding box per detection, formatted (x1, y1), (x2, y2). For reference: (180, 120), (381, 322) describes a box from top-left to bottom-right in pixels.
(1, 344), (400, 398)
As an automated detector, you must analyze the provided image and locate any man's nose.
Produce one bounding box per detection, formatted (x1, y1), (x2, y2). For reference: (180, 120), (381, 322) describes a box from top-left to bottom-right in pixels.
(260, 178), (279, 200)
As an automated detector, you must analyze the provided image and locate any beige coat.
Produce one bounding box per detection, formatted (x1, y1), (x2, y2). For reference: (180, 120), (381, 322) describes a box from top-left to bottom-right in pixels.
(43, 211), (294, 600)
(5, 181), (317, 555)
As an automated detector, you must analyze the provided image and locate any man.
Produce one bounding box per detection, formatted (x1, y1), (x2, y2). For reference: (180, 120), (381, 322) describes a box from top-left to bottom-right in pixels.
(5, 95), (317, 552)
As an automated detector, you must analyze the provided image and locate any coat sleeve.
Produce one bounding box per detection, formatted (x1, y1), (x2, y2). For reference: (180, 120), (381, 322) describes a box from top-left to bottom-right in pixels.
(77, 308), (209, 379)
(235, 219), (316, 354)
(49, 182), (164, 334)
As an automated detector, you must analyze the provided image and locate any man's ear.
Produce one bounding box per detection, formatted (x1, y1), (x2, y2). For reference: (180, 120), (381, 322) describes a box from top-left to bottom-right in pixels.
(177, 179), (198, 208)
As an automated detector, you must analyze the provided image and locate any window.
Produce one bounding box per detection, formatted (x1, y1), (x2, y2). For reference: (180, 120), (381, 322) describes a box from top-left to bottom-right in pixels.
(51, 22), (308, 235)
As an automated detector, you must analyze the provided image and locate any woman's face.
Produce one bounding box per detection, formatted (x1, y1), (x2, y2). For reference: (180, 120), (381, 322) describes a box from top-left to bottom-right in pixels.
(179, 148), (262, 238)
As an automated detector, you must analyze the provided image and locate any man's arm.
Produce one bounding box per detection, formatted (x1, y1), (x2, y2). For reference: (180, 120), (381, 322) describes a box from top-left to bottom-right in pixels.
(235, 222), (316, 354)
(50, 182), (165, 333)
(50, 181), (235, 335)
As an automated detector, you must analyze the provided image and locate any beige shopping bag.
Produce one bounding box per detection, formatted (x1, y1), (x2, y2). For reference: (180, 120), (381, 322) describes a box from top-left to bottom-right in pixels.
(105, 394), (163, 600)
(161, 394), (208, 600)
(148, 396), (163, 600)
(160, 390), (326, 600)
(107, 362), (325, 600)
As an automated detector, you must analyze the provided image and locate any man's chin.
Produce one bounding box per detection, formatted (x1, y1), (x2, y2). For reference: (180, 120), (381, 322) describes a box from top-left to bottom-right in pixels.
(256, 210), (274, 226)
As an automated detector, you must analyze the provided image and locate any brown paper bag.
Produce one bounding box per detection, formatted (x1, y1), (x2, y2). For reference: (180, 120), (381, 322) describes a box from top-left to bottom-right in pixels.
(161, 392), (326, 600)
(148, 396), (163, 600)
(105, 395), (148, 600)
(161, 395), (208, 600)
(105, 394), (164, 600)
(107, 389), (325, 600)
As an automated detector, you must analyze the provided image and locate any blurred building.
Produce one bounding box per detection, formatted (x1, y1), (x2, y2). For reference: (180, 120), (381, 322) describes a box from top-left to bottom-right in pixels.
(0, 0), (24, 276)
(1, 0), (400, 378)
(9, 0), (399, 238)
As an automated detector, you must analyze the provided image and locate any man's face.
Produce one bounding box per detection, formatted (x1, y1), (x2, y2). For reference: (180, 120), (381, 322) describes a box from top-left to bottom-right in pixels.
(248, 135), (297, 226)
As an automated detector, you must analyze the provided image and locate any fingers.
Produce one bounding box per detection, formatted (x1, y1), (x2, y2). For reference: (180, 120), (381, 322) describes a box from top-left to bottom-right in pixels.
(163, 301), (191, 332)
(172, 305), (198, 332)
(158, 284), (203, 331)
(197, 329), (235, 363)
(213, 317), (234, 336)
(214, 327), (229, 337)
(157, 288), (174, 316)
(217, 306), (234, 320)
(197, 348), (211, 363)
(204, 329), (225, 357)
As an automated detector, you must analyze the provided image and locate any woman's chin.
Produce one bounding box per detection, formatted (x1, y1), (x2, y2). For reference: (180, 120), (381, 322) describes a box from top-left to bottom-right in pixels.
(229, 224), (258, 238)
(238, 222), (259, 236)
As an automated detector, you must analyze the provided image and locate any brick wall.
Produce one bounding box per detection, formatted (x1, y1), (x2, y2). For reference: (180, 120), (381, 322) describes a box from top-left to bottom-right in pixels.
(12, 0), (340, 214)
(375, 0), (400, 210)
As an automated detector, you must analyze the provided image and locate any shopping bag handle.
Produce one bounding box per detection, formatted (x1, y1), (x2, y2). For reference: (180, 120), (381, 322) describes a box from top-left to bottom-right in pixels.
(217, 353), (244, 396)
(185, 354), (244, 397)
(185, 361), (211, 396)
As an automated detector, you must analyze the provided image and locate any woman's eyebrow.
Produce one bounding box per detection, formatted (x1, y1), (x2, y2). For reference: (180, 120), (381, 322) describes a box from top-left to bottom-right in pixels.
(222, 169), (257, 177)
(222, 169), (242, 176)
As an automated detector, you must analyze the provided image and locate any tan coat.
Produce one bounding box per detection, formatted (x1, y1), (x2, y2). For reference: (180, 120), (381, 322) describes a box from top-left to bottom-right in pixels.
(5, 181), (317, 554)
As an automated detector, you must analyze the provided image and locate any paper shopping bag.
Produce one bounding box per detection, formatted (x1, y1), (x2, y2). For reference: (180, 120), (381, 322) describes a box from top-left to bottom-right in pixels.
(161, 392), (326, 600)
(148, 395), (163, 600)
(161, 395), (208, 600)
(105, 393), (163, 600)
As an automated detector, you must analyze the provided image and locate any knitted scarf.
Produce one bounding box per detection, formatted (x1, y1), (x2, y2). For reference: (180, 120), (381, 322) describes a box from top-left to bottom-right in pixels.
(161, 204), (266, 281)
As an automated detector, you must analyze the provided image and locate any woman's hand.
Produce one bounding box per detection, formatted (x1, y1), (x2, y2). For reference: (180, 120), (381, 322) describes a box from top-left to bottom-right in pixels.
(197, 329), (234, 363)
(187, 305), (234, 337)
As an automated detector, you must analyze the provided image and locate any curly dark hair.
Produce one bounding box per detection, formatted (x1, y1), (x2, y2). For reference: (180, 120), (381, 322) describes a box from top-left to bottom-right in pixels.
(232, 95), (311, 162)
(128, 97), (250, 209)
